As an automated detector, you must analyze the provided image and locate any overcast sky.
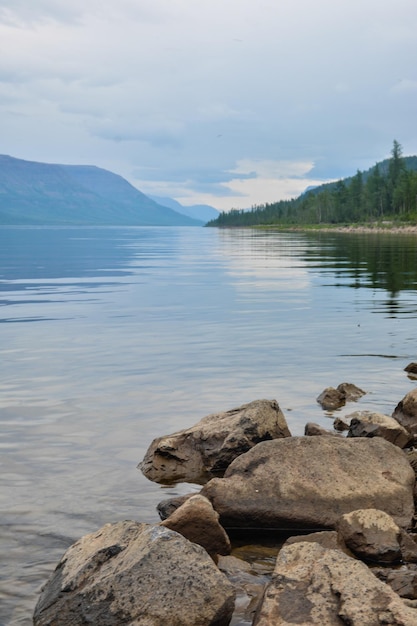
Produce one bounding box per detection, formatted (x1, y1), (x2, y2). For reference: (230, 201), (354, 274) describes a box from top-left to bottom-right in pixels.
(1, 0), (417, 210)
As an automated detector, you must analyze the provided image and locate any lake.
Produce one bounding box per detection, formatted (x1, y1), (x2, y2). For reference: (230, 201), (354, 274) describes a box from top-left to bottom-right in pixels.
(1, 225), (417, 625)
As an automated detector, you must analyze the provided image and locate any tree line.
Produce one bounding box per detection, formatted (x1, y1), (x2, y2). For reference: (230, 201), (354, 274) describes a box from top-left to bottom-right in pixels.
(207, 141), (417, 227)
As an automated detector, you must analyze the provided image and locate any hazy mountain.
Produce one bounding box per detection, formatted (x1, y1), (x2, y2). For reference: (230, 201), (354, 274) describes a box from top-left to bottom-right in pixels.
(150, 195), (219, 223)
(0, 155), (202, 226)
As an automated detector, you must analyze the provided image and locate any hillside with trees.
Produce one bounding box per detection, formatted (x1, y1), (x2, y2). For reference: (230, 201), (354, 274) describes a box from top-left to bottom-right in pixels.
(207, 141), (417, 228)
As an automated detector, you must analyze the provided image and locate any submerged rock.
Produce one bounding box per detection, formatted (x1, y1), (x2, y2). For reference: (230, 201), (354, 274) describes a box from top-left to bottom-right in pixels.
(138, 399), (291, 485)
(317, 382), (365, 410)
(201, 436), (415, 530)
(33, 521), (235, 626)
(253, 541), (417, 625)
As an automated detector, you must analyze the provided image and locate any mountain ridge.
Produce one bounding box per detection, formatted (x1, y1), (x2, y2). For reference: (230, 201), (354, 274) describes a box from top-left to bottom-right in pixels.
(0, 155), (202, 226)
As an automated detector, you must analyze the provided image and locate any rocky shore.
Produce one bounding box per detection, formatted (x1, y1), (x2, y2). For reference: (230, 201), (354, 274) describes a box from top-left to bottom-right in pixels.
(33, 366), (417, 625)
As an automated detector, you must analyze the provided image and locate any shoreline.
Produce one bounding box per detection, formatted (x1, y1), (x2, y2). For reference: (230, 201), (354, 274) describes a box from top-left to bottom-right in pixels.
(255, 223), (417, 235)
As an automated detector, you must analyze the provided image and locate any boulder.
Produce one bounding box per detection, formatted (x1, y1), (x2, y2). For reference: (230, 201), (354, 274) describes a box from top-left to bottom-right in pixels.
(347, 410), (412, 448)
(337, 508), (402, 564)
(201, 436), (415, 530)
(160, 494), (231, 560)
(393, 388), (417, 436)
(33, 521), (235, 626)
(253, 541), (417, 625)
(138, 399), (291, 485)
(317, 382), (365, 411)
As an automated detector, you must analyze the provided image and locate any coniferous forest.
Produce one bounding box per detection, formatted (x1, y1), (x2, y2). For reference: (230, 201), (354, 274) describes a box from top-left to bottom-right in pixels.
(207, 141), (417, 228)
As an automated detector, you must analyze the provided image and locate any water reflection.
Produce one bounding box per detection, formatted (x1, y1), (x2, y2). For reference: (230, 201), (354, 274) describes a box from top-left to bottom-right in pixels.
(304, 232), (417, 292)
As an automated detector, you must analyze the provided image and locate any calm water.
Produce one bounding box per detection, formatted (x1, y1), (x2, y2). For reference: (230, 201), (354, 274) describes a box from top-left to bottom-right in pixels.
(1, 226), (417, 625)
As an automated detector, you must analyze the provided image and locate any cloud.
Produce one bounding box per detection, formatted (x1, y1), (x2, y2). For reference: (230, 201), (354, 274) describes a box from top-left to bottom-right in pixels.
(1, 0), (417, 210)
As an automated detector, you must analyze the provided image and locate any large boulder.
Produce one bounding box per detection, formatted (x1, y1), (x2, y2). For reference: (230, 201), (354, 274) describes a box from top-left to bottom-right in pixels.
(347, 410), (412, 448)
(201, 436), (415, 530)
(337, 508), (402, 564)
(253, 541), (417, 625)
(138, 399), (291, 485)
(393, 388), (417, 436)
(160, 494), (231, 560)
(33, 521), (235, 626)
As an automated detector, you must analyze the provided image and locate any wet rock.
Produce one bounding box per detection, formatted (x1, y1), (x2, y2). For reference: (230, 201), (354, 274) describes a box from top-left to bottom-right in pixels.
(157, 493), (194, 520)
(33, 521), (235, 626)
(338, 382), (366, 401)
(333, 417), (350, 431)
(160, 494), (231, 560)
(304, 422), (340, 436)
(201, 436), (415, 530)
(253, 541), (417, 625)
(317, 382), (365, 411)
(393, 388), (417, 436)
(347, 410), (412, 448)
(316, 386), (346, 410)
(337, 508), (402, 564)
(138, 399), (291, 485)
(405, 363), (417, 379)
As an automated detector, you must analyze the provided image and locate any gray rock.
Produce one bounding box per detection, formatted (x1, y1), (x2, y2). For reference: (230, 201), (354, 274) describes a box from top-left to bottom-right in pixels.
(393, 388), (417, 436)
(253, 541), (417, 625)
(33, 521), (235, 626)
(337, 508), (402, 564)
(201, 436), (415, 530)
(160, 494), (231, 560)
(138, 399), (291, 485)
(347, 410), (412, 448)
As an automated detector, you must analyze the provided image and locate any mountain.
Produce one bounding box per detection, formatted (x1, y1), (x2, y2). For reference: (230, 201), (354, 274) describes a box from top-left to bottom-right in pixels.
(150, 195), (219, 223)
(0, 155), (202, 226)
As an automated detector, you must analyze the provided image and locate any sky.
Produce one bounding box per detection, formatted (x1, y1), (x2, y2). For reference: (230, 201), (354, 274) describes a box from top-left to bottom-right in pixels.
(1, 0), (417, 211)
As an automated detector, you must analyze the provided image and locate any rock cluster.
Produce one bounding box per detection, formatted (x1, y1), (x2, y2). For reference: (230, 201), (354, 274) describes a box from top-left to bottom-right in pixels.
(34, 385), (417, 626)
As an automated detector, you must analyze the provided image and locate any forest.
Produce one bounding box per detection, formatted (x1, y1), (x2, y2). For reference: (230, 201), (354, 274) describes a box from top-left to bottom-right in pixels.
(207, 141), (417, 228)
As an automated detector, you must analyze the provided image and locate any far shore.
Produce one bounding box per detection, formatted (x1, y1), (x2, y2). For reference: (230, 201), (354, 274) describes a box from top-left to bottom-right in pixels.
(256, 222), (417, 235)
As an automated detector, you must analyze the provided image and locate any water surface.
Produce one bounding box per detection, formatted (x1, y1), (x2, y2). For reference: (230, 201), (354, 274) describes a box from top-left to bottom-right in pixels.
(1, 226), (416, 625)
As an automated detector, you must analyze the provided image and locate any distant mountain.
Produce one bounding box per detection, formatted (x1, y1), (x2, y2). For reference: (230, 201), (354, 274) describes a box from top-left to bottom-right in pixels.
(0, 155), (202, 226)
(150, 195), (219, 223)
